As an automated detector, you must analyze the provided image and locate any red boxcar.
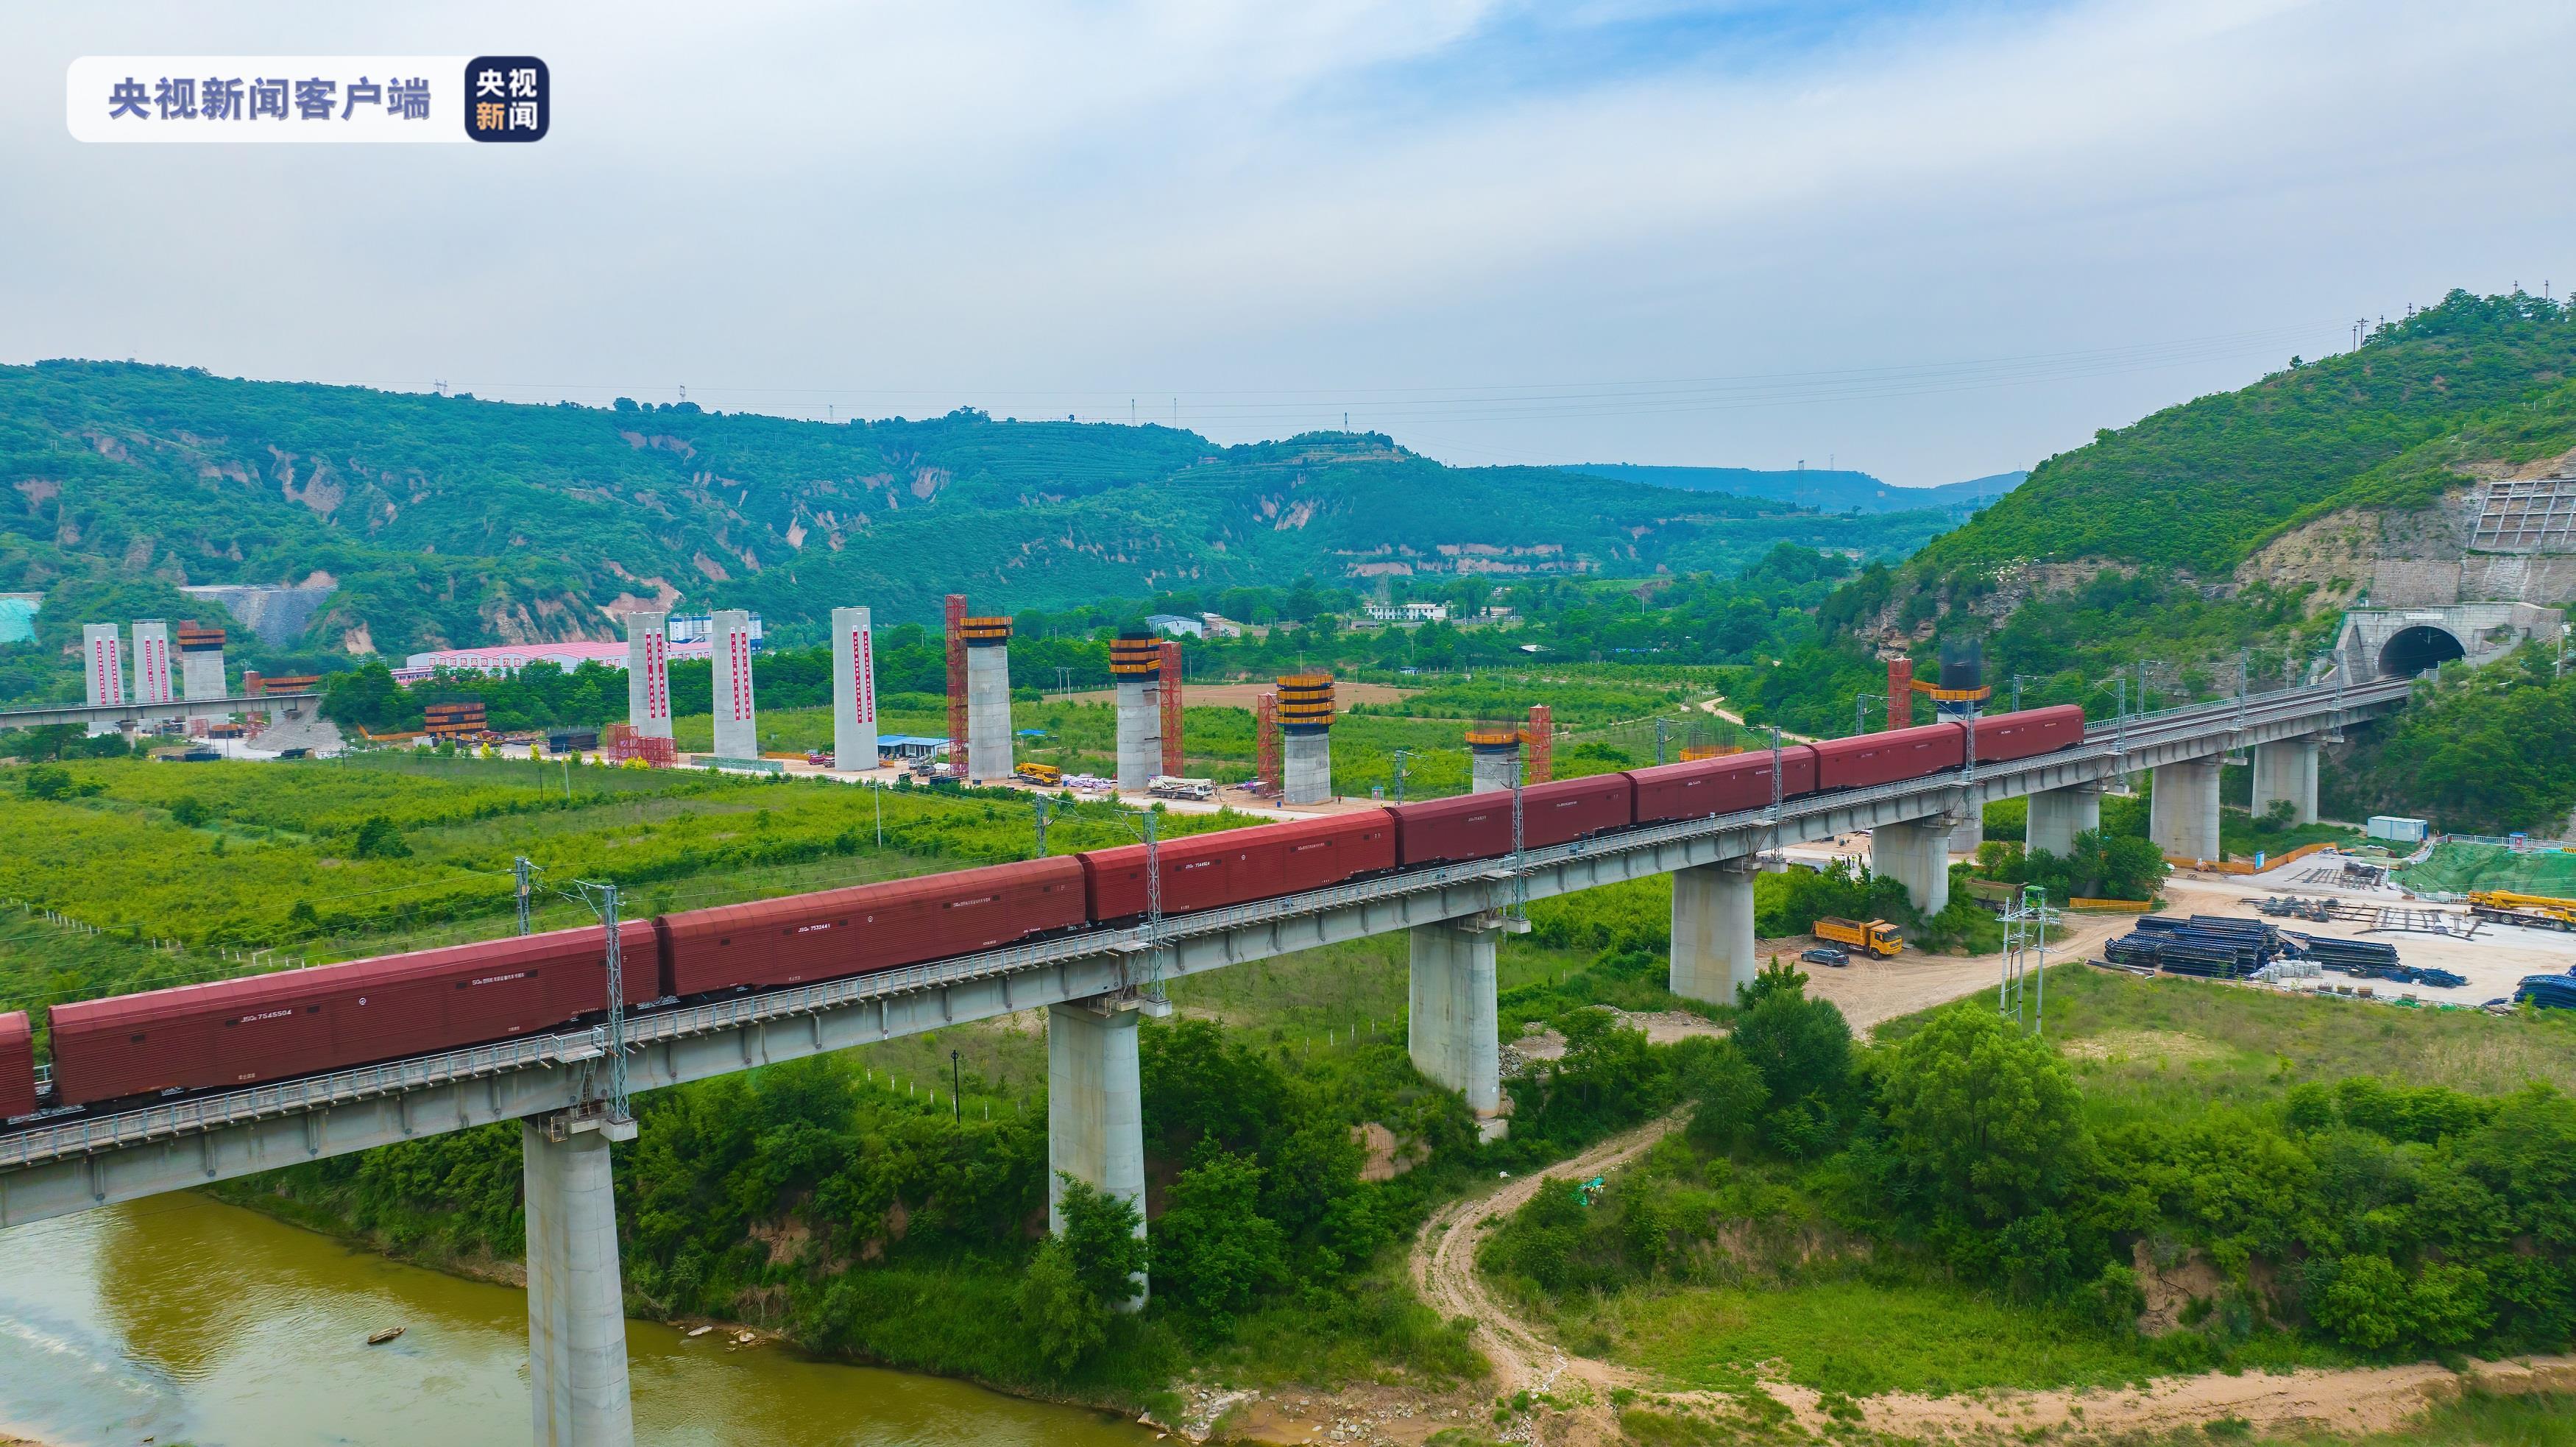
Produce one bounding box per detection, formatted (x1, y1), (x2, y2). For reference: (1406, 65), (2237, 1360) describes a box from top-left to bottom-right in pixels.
(1811, 722), (1967, 792)
(46, 921), (658, 1108)
(1083, 813), (1395, 921)
(1626, 747), (1818, 824)
(1391, 774), (1635, 868)
(0, 1011), (33, 1119)
(1970, 705), (2086, 763)
(658, 856), (1086, 998)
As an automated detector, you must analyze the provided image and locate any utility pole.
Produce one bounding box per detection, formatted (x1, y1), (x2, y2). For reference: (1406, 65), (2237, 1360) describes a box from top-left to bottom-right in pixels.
(1033, 794), (1051, 857)
(515, 856), (533, 936)
(950, 1049), (962, 1123)
(1509, 758), (1527, 921)
(567, 880), (631, 1125)
(1767, 724), (1784, 861)
(1655, 716), (1669, 765)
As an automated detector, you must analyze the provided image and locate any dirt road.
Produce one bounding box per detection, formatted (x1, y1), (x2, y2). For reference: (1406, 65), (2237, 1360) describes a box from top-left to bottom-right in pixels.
(1696, 696), (1817, 745)
(1409, 1116), (1680, 1403)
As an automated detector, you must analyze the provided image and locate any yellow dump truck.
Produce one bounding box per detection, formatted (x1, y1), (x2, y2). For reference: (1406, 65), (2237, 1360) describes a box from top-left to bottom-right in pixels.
(1814, 917), (1903, 958)
(1014, 762), (1064, 787)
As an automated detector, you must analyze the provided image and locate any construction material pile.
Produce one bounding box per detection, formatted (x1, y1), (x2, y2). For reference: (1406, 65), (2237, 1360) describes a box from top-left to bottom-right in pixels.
(2106, 915), (2290, 979)
(2515, 972), (2576, 1011)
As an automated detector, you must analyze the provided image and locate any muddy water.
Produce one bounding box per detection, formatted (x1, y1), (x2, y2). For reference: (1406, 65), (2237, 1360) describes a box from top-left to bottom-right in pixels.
(0, 1195), (1150, 1447)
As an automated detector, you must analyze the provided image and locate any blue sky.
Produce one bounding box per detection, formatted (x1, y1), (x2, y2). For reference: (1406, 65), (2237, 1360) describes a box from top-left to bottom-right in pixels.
(4, 0), (2572, 486)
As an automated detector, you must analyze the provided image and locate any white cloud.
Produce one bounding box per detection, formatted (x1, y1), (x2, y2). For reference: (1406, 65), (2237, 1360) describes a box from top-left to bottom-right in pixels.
(2, 0), (2570, 484)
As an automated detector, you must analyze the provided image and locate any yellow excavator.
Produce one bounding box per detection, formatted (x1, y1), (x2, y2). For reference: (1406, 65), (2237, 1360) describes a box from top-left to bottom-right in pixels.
(2469, 890), (2576, 932)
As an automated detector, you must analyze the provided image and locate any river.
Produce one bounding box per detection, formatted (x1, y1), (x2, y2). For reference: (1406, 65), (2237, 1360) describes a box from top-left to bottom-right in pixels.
(0, 1195), (1153, 1447)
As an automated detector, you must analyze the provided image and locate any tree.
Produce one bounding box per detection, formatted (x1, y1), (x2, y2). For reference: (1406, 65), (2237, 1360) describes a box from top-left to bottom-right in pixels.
(1728, 965), (1853, 1153)
(1878, 1005), (2084, 1228)
(1151, 1141), (1287, 1330)
(1055, 1174), (1146, 1310)
(1021, 1238), (1105, 1373)
(169, 796), (210, 827)
(1674, 1036), (1769, 1154)
(348, 813), (411, 859)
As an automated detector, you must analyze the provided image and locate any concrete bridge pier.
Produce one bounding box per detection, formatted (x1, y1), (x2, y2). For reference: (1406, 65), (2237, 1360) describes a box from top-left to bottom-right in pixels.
(1871, 817), (1955, 916)
(2249, 737), (2320, 825)
(523, 1113), (637, 1447)
(1409, 912), (1514, 1139)
(2026, 783), (2103, 859)
(2150, 757), (2223, 863)
(1047, 998), (1150, 1309)
(1669, 860), (1758, 1005)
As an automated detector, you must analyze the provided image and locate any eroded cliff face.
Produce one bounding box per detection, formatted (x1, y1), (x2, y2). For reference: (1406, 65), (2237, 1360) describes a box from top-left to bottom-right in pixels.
(2237, 450), (2576, 610)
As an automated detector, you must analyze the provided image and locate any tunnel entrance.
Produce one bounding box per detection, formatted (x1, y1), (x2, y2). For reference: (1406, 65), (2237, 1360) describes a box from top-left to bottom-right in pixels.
(2378, 624), (2466, 677)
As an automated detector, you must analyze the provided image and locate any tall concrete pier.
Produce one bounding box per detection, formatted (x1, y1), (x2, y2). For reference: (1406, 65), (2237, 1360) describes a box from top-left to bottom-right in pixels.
(830, 606), (880, 772)
(623, 611), (673, 740)
(2150, 757), (2223, 862)
(177, 622), (226, 702)
(130, 620), (174, 704)
(1669, 860), (1758, 1004)
(1409, 913), (1507, 1134)
(710, 609), (758, 760)
(1109, 631), (1163, 792)
(2249, 737), (2319, 824)
(1467, 727), (1521, 794)
(1277, 674), (1335, 804)
(1872, 817), (1954, 916)
(81, 623), (123, 733)
(963, 616), (1013, 783)
(2026, 783), (2103, 858)
(522, 1117), (635, 1447)
(1047, 999), (1149, 1307)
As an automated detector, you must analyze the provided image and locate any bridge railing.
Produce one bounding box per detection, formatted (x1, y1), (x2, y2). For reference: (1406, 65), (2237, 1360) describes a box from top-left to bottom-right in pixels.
(1, 679), (2409, 1172)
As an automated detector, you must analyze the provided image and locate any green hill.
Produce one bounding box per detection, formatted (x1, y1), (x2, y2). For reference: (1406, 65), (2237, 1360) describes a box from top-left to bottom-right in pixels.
(1904, 290), (2576, 587)
(0, 363), (1956, 683)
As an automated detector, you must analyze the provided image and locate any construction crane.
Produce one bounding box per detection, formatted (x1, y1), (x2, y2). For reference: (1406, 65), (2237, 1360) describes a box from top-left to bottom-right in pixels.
(2467, 891), (2576, 931)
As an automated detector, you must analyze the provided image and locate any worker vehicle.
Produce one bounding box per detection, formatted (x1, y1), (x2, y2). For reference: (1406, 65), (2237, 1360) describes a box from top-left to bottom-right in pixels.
(2468, 891), (2576, 932)
(1798, 945), (1850, 968)
(1, 704), (2089, 1123)
(1147, 775), (1216, 801)
(1015, 762), (1064, 787)
(1814, 917), (1903, 958)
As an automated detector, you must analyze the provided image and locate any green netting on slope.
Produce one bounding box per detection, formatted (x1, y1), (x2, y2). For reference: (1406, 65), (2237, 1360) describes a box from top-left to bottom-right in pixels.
(2396, 841), (2576, 897)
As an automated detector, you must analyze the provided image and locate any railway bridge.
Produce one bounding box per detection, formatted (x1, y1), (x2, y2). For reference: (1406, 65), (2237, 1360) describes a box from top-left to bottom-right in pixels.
(0, 677), (2409, 1445)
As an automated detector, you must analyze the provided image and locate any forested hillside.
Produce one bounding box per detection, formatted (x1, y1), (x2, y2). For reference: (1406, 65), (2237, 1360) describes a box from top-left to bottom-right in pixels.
(1732, 290), (2576, 749)
(1904, 290), (2576, 587)
(0, 363), (1954, 677)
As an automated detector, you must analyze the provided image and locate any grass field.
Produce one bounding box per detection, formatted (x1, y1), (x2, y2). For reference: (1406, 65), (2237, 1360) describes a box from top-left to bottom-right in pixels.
(2000, 961), (2576, 1101)
(1504, 962), (2576, 1404)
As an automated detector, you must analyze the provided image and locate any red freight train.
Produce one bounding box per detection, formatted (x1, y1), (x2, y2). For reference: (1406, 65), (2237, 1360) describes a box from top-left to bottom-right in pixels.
(46, 921), (657, 1108)
(6, 705), (2091, 1120)
(0, 1011), (32, 1120)
(1390, 774), (1633, 866)
(1083, 812), (1395, 919)
(659, 857), (1087, 997)
(1627, 748), (1818, 824)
